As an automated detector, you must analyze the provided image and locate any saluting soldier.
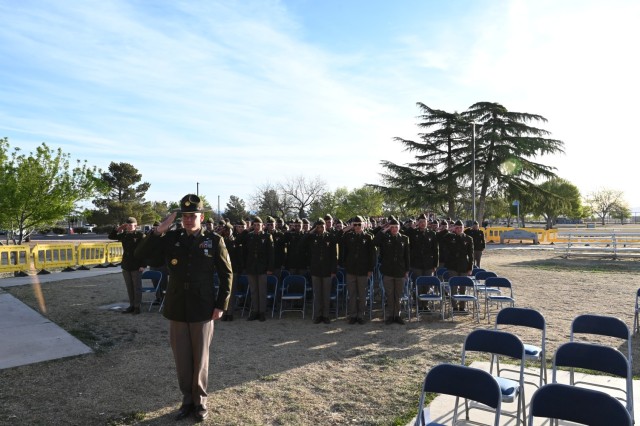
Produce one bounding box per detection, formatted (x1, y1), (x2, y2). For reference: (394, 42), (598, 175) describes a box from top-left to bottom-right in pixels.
(241, 216), (274, 321)
(303, 218), (337, 324)
(265, 216), (286, 281)
(341, 216), (376, 324)
(464, 220), (486, 267)
(435, 219), (450, 267)
(134, 194), (232, 422)
(373, 218), (410, 325)
(108, 217), (145, 315)
(282, 219), (307, 275)
(406, 213), (439, 278)
(443, 219), (474, 311)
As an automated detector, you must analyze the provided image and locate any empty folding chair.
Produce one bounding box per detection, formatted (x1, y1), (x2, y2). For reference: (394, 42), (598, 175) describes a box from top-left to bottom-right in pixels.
(279, 275), (307, 319)
(414, 276), (446, 320)
(528, 383), (632, 426)
(474, 271), (499, 317)
(484, 277), (515, 323)
(570, 314), (632, 367)
(414, 363), (502, 426)
(435, 267), (448, 281)
(266, 274), (279, 318)
(448, 276), (479, 322)
(461, 329), (526, 426)
(493, 307), (547, 388)
(140, 270), (163, 312)
(552, 341), (633, 419)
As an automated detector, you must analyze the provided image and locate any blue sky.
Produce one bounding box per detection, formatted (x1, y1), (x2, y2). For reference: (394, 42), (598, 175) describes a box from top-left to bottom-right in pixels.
(2, 0), (639, 213)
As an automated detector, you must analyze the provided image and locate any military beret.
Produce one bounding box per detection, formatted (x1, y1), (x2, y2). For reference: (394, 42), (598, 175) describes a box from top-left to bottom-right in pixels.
(126, 217), (137, 224)
(234, 220), (246, 226)
(388, 218), (400, 225)
(266, 216), (275, 223)
(454, 220), (464, 226)
(440, 220), (448, 226)
(314, 218), (326, 226)
(252, 216), (263, 224)
(324, 214), (333, 220)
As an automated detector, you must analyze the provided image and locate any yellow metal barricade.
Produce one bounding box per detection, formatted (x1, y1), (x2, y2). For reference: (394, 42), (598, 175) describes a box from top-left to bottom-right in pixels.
(32, 243), (77, 274)
(484, 227), (514, 243)
(76, 242), (108, 269)
(0, 245), (31, 275)
(106, 242), (123, 266)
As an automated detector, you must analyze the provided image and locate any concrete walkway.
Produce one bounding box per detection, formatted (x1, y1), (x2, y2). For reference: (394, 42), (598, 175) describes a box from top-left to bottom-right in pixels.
(0, 268), (120, 370)
(411, 361), (638, 425)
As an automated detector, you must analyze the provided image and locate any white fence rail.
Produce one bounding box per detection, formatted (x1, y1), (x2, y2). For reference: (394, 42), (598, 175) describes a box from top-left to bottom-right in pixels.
(555, 232), (640, 258)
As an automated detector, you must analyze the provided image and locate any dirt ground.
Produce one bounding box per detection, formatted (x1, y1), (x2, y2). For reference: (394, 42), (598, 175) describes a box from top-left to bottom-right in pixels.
(1, 247), (640, 426)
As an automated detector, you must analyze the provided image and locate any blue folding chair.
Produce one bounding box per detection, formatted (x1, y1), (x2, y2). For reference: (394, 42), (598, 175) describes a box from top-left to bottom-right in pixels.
(279, 275), (307, 319)
(448, 276), (479, 322)
(234, 275), (250, 317)
(493, 307), (547, 388)
(461, 329), (526, 426)
(552, 341), (633, 420)
(570, 314), (632, 366)
(414, 276), (447, 320)
(484, 277), (515, 323)
(415, 363), (502, 426)
(528, 383), (632, 426)
(140, 270), (163, 312)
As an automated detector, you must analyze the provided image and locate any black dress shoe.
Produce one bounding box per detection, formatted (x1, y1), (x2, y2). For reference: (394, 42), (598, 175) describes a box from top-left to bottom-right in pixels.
(394, 316), (405, 325)
(194, 405), (208, 421)
(313, 317), (323, 324)
(259, 313), (266, 322)
(227, 314), (233, 321)
(175, 403), (194, 420)
(384, 317), (394, 325)
(121, 306), (134, 314)
(322, 317), (331, 324)
(356, 317), (365, 325)
(348, 317), (357, 325)
(247, 313), (258, 321)
(132, 307), (141, 315)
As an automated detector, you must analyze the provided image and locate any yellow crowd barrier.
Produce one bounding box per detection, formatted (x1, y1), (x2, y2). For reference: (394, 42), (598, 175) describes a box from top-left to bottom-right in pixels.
(0, 245), (31, 274)
(76, 242), (108, 269)
(32, 243), (77, 273)
(106, 242), (124, 265)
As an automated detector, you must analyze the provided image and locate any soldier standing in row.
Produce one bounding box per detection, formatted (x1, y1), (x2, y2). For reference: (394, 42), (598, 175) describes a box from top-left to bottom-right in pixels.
(241, 217), (274, 321)
(464, 220), (486, 267)
(374, 218), (410, 325)
(341, 216), (375, 324)
(304, 218), (337, 324)
(443, 220), (474, 311)
(109, 217), (145, 315)
(406, 213), (439, 278)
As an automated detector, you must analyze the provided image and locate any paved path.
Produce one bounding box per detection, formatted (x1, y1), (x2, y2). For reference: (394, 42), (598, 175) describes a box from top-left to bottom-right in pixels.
(0, 268), (119, 370)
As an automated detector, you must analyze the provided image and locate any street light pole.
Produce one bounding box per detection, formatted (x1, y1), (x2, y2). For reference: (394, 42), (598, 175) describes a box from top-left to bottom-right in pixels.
(472, 122), (476, 223)
(196, 182), (199, 196)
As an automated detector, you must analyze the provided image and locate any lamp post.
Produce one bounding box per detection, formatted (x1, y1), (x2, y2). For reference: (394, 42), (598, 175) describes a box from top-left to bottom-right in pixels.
(472, 122), (476, 223)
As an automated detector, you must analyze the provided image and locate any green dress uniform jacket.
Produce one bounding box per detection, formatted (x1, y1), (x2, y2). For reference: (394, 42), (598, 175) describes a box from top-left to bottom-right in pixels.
(108, 229), (145, 270)
(443, 232), (474, 273)
(135, 228), (233, 322)
(241, 230), (274, 274)
(269, 229), (287, 270)
(303, 231), (337, 277)
(282, 230), (307, 270)
(374, 231), (410, 278)
(464, 228), (486, 251)
(341, 230), (376, 276)
(405, 228), (439, 270)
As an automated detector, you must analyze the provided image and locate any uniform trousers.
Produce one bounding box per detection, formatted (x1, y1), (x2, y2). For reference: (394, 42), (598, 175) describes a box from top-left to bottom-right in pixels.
(473, 250), (483, 267)
(346, 274), (368, 319)
(312, 276), (332, 319)
(247, 273), (267, 314)
(382, 276), (405, 319)
(169, 319), (214, 407)
(121, 269), (142, 308)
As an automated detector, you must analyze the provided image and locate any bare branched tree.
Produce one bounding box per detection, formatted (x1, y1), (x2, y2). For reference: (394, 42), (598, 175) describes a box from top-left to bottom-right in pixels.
(279, 176), (327, 218)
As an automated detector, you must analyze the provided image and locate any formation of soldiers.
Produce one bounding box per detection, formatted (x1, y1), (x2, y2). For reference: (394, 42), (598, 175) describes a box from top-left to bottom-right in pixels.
(208, 212), (486, 325)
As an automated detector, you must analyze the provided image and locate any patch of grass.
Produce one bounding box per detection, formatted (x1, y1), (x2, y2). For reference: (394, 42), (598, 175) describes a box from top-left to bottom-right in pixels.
(362, 353), (398, 367)
(106, 411), (146, 425)
(259, 374), (278, 382)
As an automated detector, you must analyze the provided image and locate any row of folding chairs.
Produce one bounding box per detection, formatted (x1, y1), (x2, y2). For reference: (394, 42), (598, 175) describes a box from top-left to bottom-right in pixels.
(415, 308), (634, 425)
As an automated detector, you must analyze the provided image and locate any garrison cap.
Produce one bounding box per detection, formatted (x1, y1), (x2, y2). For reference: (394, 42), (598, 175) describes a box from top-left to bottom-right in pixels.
(388, 218), (400, 225)
(454, 220), (464, 226)
(314, 218), (326, 226)
(324, 214), (333, 220)
(126, 217), (137, 224)
(252, 216), (263, 224)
